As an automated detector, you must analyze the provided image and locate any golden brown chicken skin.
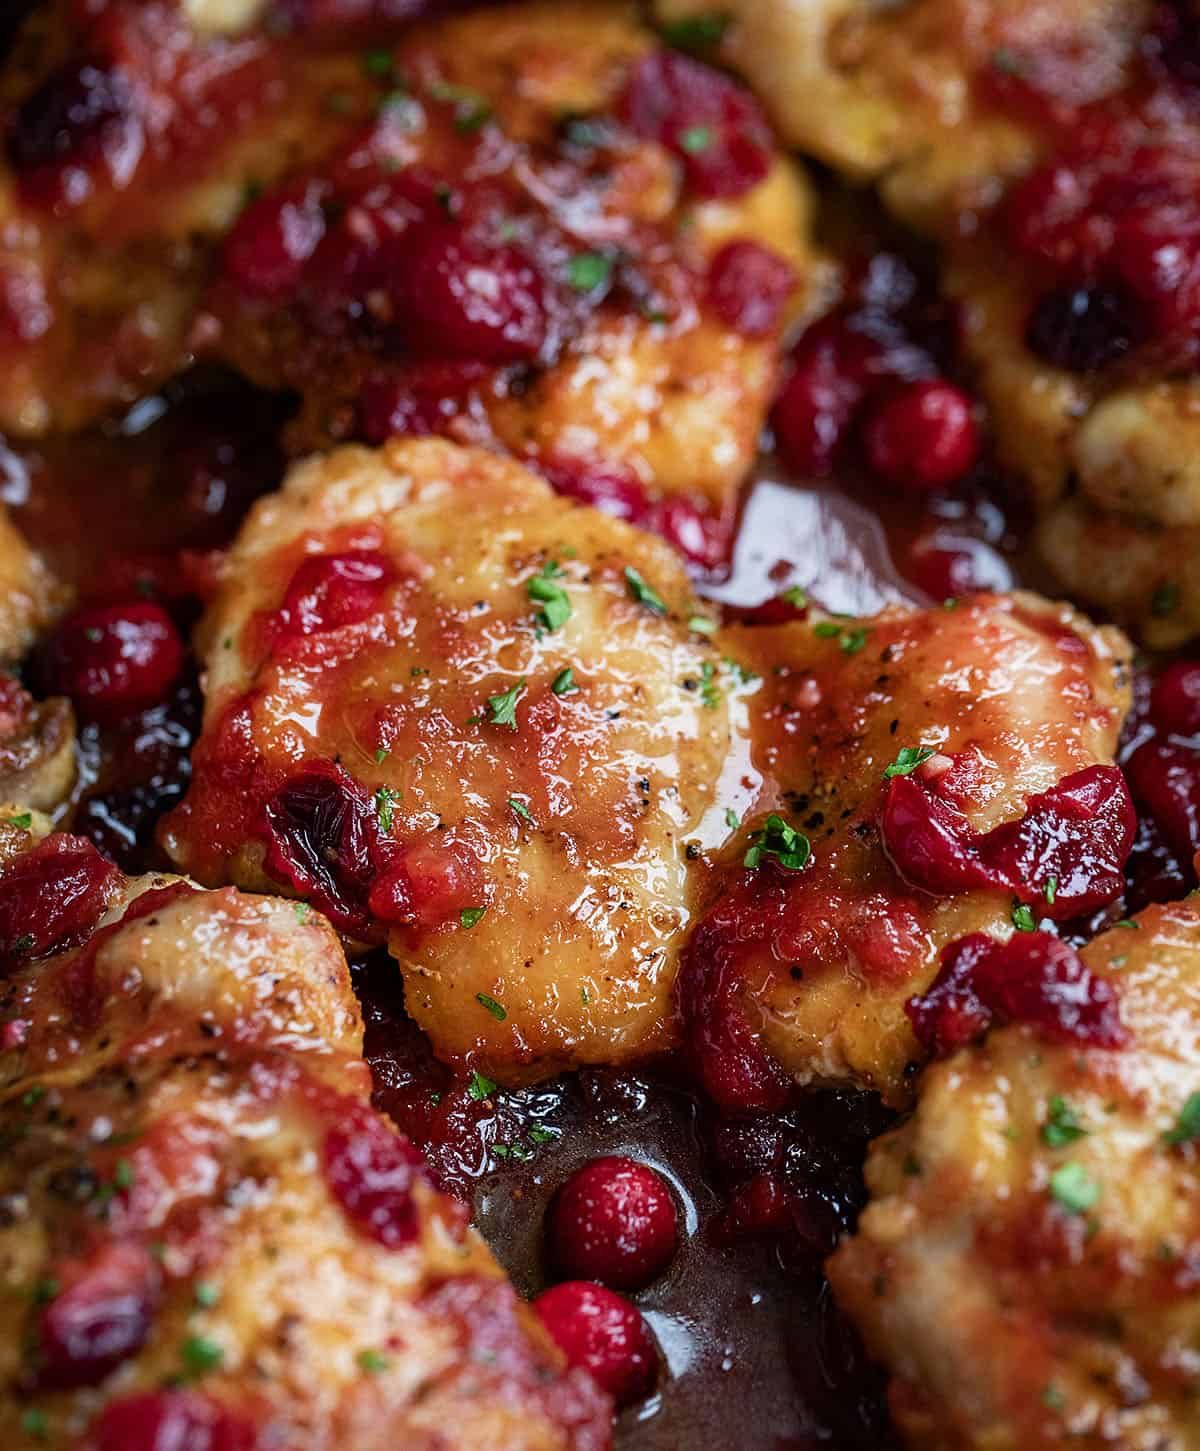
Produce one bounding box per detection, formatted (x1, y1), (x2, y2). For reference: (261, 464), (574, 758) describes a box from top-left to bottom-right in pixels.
(829, 895), (1200, 1451)
(678, 592), (1133, 1110)
(160, 438), (733, 1083)
(0, 833), (610, 1451)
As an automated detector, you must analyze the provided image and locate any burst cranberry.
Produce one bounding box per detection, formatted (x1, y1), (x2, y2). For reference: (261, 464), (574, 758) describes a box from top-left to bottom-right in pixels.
(383, 224), (547, 363)
(772, 324), (884, 476)
(906, 930), (1128, 1058)
(706, 241), (796, 336)
(269, 549), (395, 646)
(35, 1241), (158, 1391)
(43, 602), (184, 722)
(862, 380), (979, 491)
(881, 763), (1135, 917)
(357, 362), (489, 443)
(368, 840), (481, 930)
(88, 1391), (257, 1451)
(1151, 662), (1200, 737)
(222, 179), (329, 298)
(547, 1156), (678, 1291)
(7, 59), (134, 174)
(0, 833), (121, 973)
(1025, 285), (1142, 371)
(533, 1282), (657, 1407)
(1126, 739), (1200, 859)
(257, 761), (396, 937)
(620, 50), (772, 199)
(902, 534), (1013, 600)
(323, 1101), (428, 1248)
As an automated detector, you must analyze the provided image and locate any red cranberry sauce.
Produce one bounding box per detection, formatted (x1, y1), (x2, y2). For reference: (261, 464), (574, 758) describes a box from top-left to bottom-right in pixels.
(0, 834), (122, 974)
(1120, 656), (1200, 888)
(905, 929), (1128, 1058)
(87, 1391), (257, 1451)
(881, 762), (1136, 918)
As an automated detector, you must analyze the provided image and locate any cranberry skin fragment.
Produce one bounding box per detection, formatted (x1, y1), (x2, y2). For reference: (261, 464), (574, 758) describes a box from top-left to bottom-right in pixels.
(906, 930), (1128, 1058)
(35, 1240), (159, 1391)
(620, 49), (772, 199)
(7, 59), (132, 174)
(43, 602), (184, 722)
(1126, 739), (1200, 860)
(881, 763), (1135, 917)
(222, 179), (328, 298)
(1025, 285), (1142, 372)
(547, 1156), (678, 1291)
(1151, 662), (1200, 738)
(324, 1101), (428, 1248)
(88, 1391), (257, 1451)
(862, 380), (979, 491)
(270, 549), (395, 645)
(706, 240), (796, 336)
(384, 224), (547, 363)
(533, 1281), (657, 1407)
(0, 833), (121, 973)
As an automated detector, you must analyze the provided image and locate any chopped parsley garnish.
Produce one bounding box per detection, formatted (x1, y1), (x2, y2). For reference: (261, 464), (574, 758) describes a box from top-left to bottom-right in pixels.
(508, 796), (535, 826)
(374, 785), (401, 832)
(1048, 1162), (1100, 1214)
(1113, 918), (1139, 929)
(294, 903), (310, 924)
(374, 746), (390, 764)
(1041, 1384), (1065, 1410)
(529, 1124), (558, 1144)
(32, 1278), (58, 1304)
(429, 81), (492, 132)
(362, 48), (395, 76)
(4, 812), (31, 829)
(780, 585), (808, 609)
(114, 1159), (134, 1190)
(678, 124), (713, 153)
(699, 660), (721, 710)
(19, 1410), (47, 1438)
(551, 667), (578, 696)
(1042, 1095), (1086, 1149)
(883, 745), (935, 779)
(724, 807), (740, 830)
(487, 678), (527, 729)
(460, 906), (487, 930)
(528, 562), (572, 631)
(1044, 875), (1058, 905)
(194, 1280), (220, 1309)
(1164, 1091), (1200, 1146)
(660, 11), (730, 49)
(624, 566), (667, 615)
(841, 627), (868, 655)
(476, 992), (507, 1021)
(743, 814), (811, 872)
(813, 618), (869, 654)
(566, 252), (613, 292)
(181, 1334), (224, 1376)
(468, 1070), (498, 1100)
(357, 1348), (391, 1374)
(688, 614), (717, 635)
(1012, 902), (1037, 933)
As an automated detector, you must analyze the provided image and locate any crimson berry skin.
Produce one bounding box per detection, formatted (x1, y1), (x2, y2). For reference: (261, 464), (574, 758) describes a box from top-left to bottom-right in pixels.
(547, 1155), (678, 1290)
(1151, 662), (1200, 737)
(44, 602), (184, 722)
(533, 1281), (657, 1407)
(863, 379), (979, 491)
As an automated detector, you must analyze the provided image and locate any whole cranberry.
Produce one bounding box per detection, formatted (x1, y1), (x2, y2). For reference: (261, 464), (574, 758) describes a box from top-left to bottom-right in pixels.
(706, 240), (796, 336)
(533, 1281), (657, 1407)
(1025, 285), (1142, 372)
(546, 1155), (678, 1290)
(43, 602), (184, 721)
(35, 1241), (159, 1390)
(7, 59), (133, 174)
(222, 178), (328, 298)
(772, 328), (881, 476)
(862, 379), (979, 491)
(1151, 662), (1200, 737)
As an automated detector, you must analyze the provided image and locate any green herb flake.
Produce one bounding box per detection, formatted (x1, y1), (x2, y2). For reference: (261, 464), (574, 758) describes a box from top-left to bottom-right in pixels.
(1042, 1095), (1086, 1149)
(551, 667), (578, 696)
(31, 1278), (59, 1305)
(841, 627), (869, 655)
(1044, 874), (1058, 905)
(362, 48), (395, 76)
(487, 678), (527, 730)
(294, 902), (310, 925)
(5, 812), (31, 830)
(476, 992), (507, 1022)
(508, 796), (535, 826)
(181, 1334), (224, 1376)
(194, 1281), (219, 1309)
(528, 563), (572, 631)
(1041, 1383), (1066, 1410)
(699, 660), (722, 710)
(1012, 902), (1037, 933)
(566, 252), (613, 292)
(429, 81), (493, 132)
(743, 814), (812, 872)
(467, 1070), (498, 1101)
(724, 807), (740, 830)
(1114, 918), (1140, 929)
(780, 585), (808, 609)
(813, 620), (841, 639)
(678, 124), (713, 153)
(529, 1125), (558, 1144)
(114, 1159), (134, 1190)
(1164, 1091), (1200, 1146)
(883, 745), (935, 780)
(460, 906), (487, 930)
(688, 614), (717, 635)
(19, 1410), (48, 1439)
(624, 565), (667, 615)
(374, 785), (402, 832)
(357, 1348), (391, 1374)
(1048, 1161), (1100, 1215)
(374, 746), (390, 764)
(660, 12), (730, 49)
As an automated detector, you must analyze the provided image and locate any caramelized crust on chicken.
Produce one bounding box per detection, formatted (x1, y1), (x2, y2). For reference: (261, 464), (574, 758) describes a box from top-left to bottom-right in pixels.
(0, 837), (610, 1450)
(829, 896), (1200, 1451)
(0, 676), (74, 817)
(161, 439), (733, 1082)
(679, 593), (1132, 1109)
(0, 508), (61, 660)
